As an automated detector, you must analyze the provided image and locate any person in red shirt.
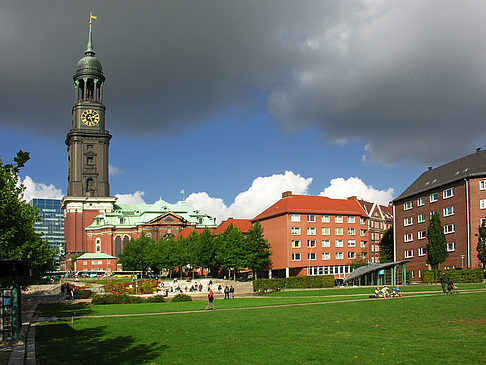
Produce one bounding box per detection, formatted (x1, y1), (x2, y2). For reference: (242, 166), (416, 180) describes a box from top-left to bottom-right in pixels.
(204, 288), (215, 310)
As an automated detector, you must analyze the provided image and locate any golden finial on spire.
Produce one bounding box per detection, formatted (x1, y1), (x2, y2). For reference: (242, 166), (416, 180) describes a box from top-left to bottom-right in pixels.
(90, 11), (97, 24)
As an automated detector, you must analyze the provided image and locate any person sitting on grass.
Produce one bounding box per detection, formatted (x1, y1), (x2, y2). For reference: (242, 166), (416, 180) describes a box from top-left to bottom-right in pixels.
(375, 287), (381, 298)
(381, 286), (390, 298)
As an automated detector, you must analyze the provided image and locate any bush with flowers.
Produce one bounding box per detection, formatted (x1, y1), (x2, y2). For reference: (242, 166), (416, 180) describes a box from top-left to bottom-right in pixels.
(104, 279), (157, 295)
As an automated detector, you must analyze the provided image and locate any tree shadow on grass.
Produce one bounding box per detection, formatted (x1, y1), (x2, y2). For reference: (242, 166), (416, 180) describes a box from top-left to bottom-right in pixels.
(36, 303), (94, 317)
(36, 323), (167, 364)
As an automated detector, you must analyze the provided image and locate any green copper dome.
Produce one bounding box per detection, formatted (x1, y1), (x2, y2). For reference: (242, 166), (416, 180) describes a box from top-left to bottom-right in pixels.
(75, 54), (103, 75)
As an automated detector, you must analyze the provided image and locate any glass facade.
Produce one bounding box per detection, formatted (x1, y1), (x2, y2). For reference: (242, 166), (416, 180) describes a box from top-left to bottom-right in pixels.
(30, 198), (64, 267)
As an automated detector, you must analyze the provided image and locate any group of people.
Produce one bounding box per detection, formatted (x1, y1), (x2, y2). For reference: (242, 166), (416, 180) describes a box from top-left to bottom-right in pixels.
(204, 285), (237, 310)
(440, 271), (457, 294)
(157, 280), (205, 296)
(374, 285), (402, 298)
(61, 282), (75, 300)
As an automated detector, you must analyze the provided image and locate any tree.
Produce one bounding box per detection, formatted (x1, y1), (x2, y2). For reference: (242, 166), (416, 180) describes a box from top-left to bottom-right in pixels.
(426, 212), (449, 283)
(477, 219), (486, 267)
(379, 227), (394, 263)
(216, 224), (245, 280)
(0, 150), (55, 285)
(244, 221), (271, 279)
(118, 234), (154, 272)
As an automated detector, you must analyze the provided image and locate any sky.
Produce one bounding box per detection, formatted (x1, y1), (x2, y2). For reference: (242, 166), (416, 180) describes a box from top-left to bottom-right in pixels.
(1, 1), (485, 223)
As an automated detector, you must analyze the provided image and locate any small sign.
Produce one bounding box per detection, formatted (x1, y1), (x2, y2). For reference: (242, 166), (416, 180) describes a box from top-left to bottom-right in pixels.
(378, 269), (385, 275)
(3, 297), (11, 306)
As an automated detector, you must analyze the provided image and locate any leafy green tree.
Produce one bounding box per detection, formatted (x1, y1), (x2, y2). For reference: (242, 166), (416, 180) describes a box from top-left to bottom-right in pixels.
(244, 221), (271, 279)
(216, 224), (245, 280)
(0, 151), (55, 285)
(118, 234), (154, 272)
(426, 212), (449, 283)
(477, 219), (486, 267)
(350, 253), (368, 269)
(194, 228), (220, 276)
(379, 227), (394, 263)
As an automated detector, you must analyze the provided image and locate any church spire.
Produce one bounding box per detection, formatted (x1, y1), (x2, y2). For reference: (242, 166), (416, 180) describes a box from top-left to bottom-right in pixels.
(85, 12), (97, 56)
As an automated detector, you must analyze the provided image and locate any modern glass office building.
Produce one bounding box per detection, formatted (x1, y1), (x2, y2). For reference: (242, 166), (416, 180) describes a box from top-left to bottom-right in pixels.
(30, 198), (65, 267)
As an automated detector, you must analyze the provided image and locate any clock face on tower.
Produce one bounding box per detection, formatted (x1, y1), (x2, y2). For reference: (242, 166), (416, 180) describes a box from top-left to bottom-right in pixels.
(81, 109), (100, 126)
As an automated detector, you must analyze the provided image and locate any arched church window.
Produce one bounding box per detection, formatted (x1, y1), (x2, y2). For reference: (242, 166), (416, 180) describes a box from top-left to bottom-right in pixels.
(115, 236), (122, 257)
(123, 236), (130, 249)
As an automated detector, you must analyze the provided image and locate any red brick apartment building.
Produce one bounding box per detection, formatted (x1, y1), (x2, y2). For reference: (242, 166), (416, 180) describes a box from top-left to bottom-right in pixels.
(252, 192), (376, 280)
(393, 149), (486, 279)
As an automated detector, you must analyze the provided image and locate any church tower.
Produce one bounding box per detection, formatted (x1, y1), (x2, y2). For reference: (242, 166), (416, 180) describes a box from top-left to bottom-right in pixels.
(62, 14), (116, 258)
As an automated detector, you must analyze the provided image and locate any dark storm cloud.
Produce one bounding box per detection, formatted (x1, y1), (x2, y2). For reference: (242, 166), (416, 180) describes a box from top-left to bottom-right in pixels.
(1, 0), (485, 165)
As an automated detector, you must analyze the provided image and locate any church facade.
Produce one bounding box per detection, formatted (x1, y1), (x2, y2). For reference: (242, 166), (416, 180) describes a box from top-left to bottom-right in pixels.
(62, 17), (216, 269)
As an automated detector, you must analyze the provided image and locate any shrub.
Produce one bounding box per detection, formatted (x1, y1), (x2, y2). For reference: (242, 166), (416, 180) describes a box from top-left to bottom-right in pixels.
(253, 275), (335, 293)
(171, 294), (192, 302)
(74, 288), (93, 299)
(420, 268), (483, 283)
(145, 296), (165, 303)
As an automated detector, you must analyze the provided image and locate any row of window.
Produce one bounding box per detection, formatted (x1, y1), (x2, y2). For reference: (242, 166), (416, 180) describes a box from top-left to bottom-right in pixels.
(308, 265), (351, 276)
(291, 214), (365, 224)
(404, 242), (456, 258)
(404, 224), (455, 242)
(403, 188), (455, 210)
(291, 227), (367, 236)
(404, 207), (455, 226)
(292, 239), (367, 248)
(292, 252), (365, 261)
(82, 260), (110, 265)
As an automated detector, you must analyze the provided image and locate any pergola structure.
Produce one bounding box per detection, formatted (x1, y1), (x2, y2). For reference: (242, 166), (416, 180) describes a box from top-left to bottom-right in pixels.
(344, 260), (410, 286)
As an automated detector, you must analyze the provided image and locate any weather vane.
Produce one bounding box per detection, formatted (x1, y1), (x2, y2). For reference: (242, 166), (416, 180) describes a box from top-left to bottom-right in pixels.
(89, 11), (97, 25)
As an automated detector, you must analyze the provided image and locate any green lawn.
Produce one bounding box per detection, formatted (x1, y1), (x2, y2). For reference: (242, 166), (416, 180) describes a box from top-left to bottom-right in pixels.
(36, 291), (486, 364)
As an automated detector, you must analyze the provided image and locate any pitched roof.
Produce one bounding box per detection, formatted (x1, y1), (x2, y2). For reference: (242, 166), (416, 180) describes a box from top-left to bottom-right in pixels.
(252, 194), (366, 221)
(394, 149), (486, 202)
(175, 228), (207, 239)
(77, 253), (116, 260)
(86, 199), (217, 229)
(214, 218), (252, 234)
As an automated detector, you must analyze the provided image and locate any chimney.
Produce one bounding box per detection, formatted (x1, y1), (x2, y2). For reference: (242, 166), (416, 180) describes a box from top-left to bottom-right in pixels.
(282, 191), (292, 198)
(347, 196), (357, 200)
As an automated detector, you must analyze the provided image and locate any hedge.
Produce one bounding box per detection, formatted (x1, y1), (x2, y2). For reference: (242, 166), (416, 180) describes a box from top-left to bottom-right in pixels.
(74, 288), (93, 299)
(170, 294), (192, 302)
(420, 268), (484, 284)
(91, 294), (165, 305)
(253, 275), (335, 293)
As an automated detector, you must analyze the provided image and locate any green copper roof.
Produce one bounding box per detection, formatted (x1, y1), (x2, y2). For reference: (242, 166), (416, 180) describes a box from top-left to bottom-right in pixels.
(87, 199), (217, 229)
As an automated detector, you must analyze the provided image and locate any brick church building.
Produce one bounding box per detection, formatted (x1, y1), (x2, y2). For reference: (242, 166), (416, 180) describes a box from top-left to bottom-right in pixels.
(62, 17), (216, 269)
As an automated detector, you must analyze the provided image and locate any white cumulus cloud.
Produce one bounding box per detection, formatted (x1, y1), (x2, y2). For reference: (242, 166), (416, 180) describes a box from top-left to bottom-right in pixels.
(186, 171), (313, 223)
(115, 191), (146, 204)
(21, 176), (63, 202)
(319, 177), (393, 206)
(109, 164), (123, 176)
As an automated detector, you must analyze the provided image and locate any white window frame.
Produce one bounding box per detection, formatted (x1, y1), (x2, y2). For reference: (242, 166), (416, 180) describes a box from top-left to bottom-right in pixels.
(417, 214), (426, 223)
(291, 214), (301, 222)
(418, 230), (426, 240)
(335, 239), (344, 247)
(418, 247), (426, 257)
(347, 252), (356, 259)
(447, 242), (456, 252)
(360, 241), (366, 248)
(417, 197), (425, 206)
(404, 217), (413, 226)
(335, 215), (343, 223)
(335, 252), (344, 259)
(291, 227), (301, 235)
(443, 206), (455, 217)
(404, 233), (413, 242)
(360, 217), (366, 224)
(348, 227), (355, 235)
(308, 252), (316, 260)
(403, 201), (413, 210)
(360, 229), (366, 236)
(443, 188), (454, 199)
(322, 252), (331, 260)
(322, 227), (330, 236)
(348, 240), (356, 247)
(307, 227), (316, 235)
(321, 240), (330, 248)
(430, 193), (438, 203)
(291, 240), (301, 248)
(291, 253), (301, 261)
(347, 216), (355, 223)
(307, 240), (316, 248)
(335, 227), (343, 235)
(404, 249), (414, 258)
(480, 180), (486, 190)
(481, 199), (486, 210)
(307, 214), (316, 222)
(444, 224), (455, 234)
(321, 215), (330, 223)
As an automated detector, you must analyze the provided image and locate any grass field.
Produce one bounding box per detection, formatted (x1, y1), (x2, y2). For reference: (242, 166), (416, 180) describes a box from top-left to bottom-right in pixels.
(35, 286), (486, 364)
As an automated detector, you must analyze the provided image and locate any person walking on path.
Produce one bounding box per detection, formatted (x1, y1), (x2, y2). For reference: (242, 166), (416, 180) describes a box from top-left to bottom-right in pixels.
(205, 289), (215, 310)
(224, 286), (230, 299)
(230, 286), (235, 299)
(440, 271), (450, 294)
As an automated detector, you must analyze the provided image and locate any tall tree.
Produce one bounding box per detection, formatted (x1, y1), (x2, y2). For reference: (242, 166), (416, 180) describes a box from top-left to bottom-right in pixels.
(190, 228), (219, 276)
(0, 151), (55, 285)
(216, 224), (245, 280)
(426, 212), (449, 283)
(118, 234), (154, 272)
(379, 227), (394, 263)
(477, 219), (486, 267)
(244, 221), (271, 279)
